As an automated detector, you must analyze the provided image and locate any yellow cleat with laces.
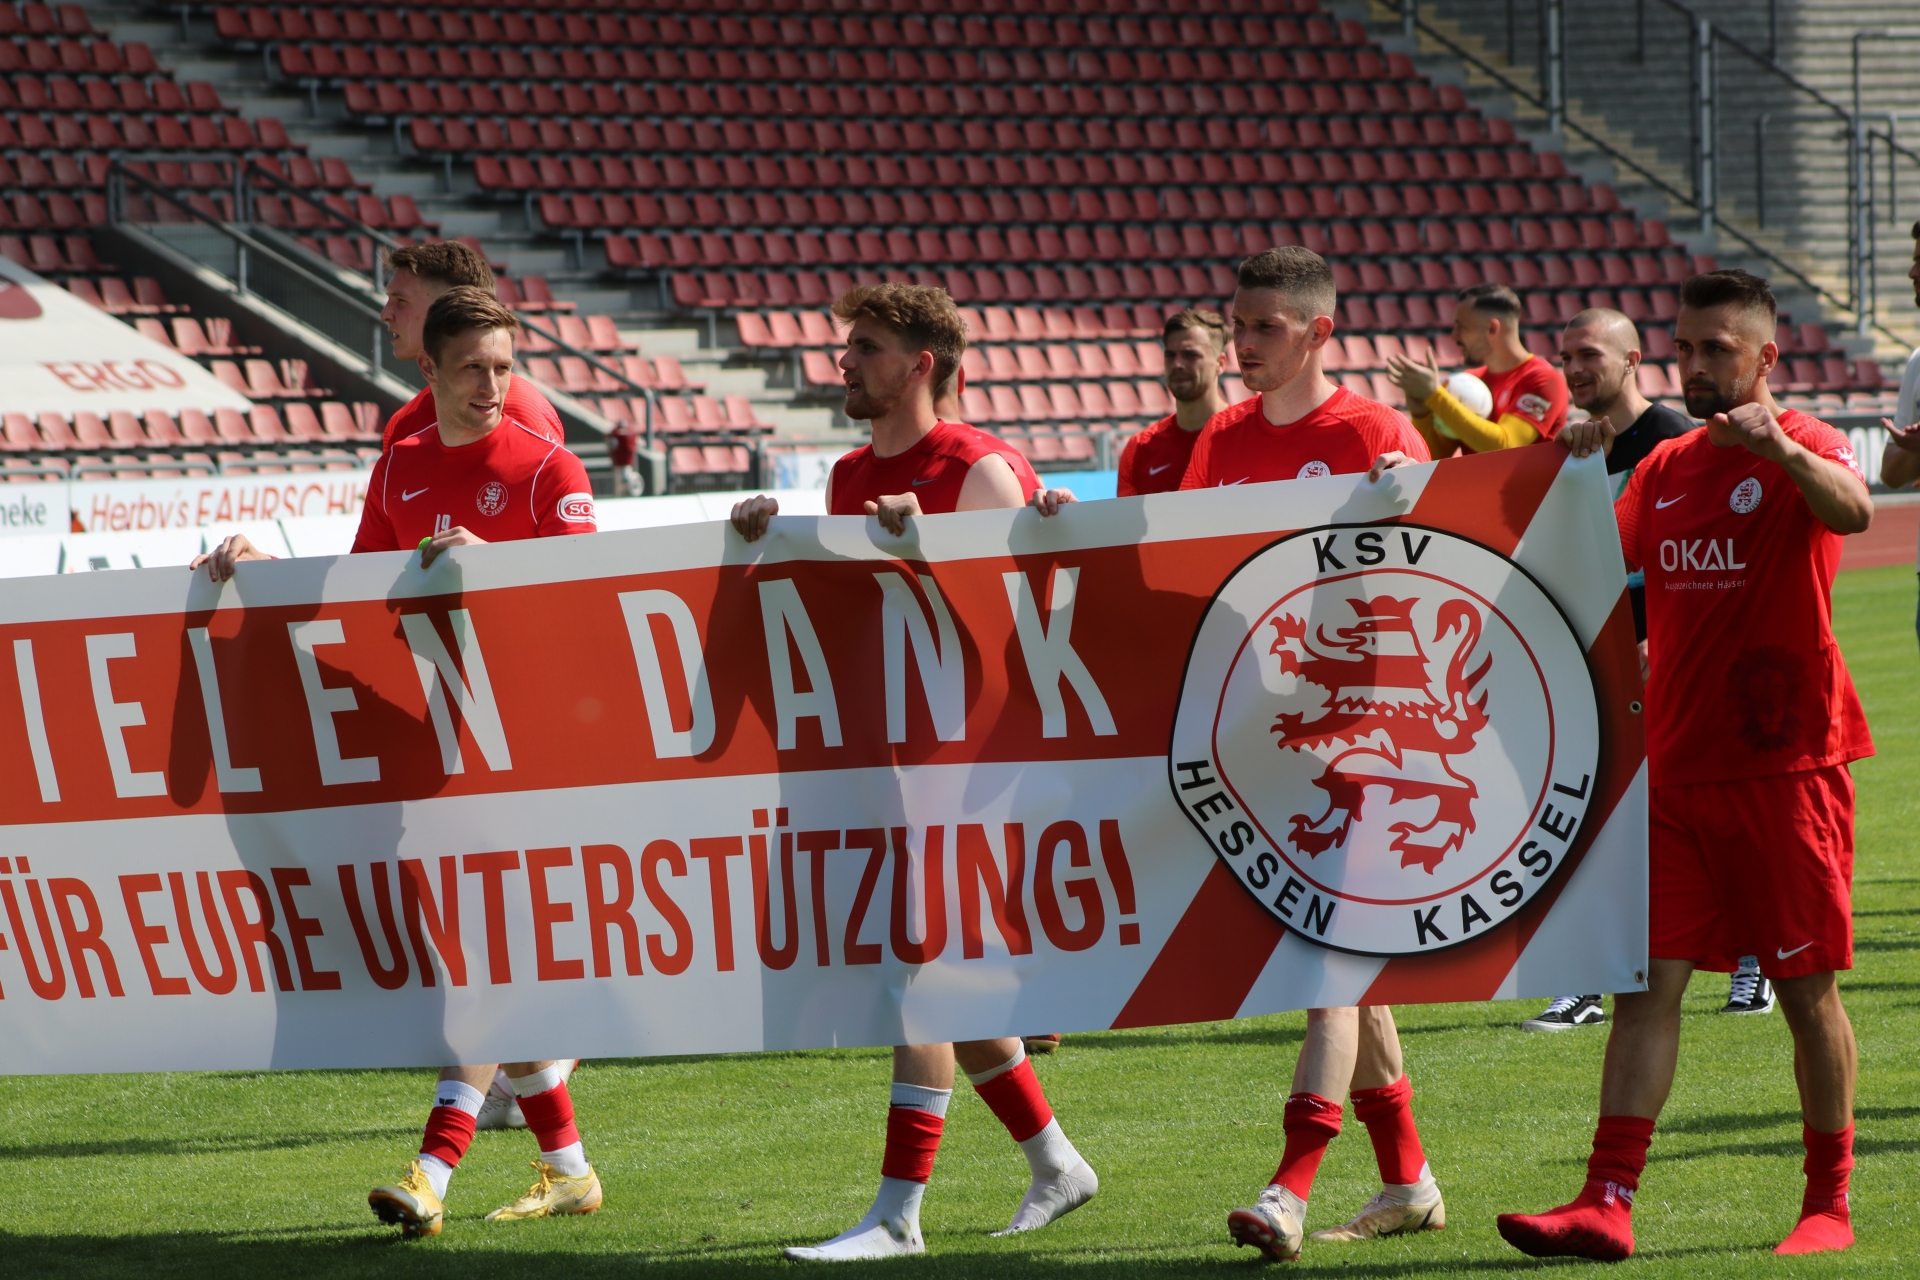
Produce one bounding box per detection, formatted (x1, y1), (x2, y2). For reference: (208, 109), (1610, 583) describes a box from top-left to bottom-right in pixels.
(485, 1160), (604, 1222)
(368, 1159), (446, 1238)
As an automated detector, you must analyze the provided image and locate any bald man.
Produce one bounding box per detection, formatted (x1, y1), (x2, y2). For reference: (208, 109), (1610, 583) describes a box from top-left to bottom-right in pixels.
(1518, 309), (1696, 1034)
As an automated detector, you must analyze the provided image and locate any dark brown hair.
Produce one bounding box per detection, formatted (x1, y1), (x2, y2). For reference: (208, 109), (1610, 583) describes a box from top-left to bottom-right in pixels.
(1679, 269), (1777, 328)
(1164, 306), (1229, 352)
(387, 240), (495, 292)
(421, 286), (518, 363)
(1236, 246), (1336, 320)
(832, 282), (967, 389)
(1457, 282), (1523, 322)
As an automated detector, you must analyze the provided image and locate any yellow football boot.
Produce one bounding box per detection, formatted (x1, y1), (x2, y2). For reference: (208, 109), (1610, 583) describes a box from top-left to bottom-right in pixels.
(369, 1159), (445, 1238)
(485, 1160), (604, 1222)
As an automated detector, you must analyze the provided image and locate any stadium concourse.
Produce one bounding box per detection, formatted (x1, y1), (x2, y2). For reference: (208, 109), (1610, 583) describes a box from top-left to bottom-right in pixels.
(0, 0), (1904, 510)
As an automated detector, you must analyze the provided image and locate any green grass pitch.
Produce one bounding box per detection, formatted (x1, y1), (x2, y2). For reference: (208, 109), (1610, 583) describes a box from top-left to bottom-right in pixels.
(4, 565), (1917, 1278)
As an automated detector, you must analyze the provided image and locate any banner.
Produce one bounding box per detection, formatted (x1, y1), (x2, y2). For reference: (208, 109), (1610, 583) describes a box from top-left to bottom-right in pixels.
(0, 256), (254, 419)
(0, 446), (1646, 1075)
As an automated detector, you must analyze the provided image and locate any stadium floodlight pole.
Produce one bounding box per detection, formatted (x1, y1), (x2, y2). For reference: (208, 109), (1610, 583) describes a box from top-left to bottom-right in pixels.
(1542, 0), (1564, 136)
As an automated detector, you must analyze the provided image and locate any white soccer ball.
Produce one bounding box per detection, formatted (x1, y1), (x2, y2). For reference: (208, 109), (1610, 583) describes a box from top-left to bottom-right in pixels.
(1446, 371), (1494, 418)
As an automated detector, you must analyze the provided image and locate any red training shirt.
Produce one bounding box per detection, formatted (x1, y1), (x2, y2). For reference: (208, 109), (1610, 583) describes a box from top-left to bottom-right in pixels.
(352, 416), (596, 553)
(1117, 414), (1202, 496)
(382, 372), (563, 451)
(1469, 355), (1568, 447)
(1617, 408), (1872, 786)
(1179, 386), (1429, 489)
(829, 420), (1041, 517)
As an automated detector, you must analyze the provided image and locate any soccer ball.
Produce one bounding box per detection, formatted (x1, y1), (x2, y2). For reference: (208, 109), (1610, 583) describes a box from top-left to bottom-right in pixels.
(1446, 371), (1494, 418)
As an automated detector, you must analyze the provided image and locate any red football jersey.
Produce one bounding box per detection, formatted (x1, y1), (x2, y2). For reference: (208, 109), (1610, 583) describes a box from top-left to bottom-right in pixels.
(1178, 386), (1429, 489)
(1116, 414), (1202, 496)
(381, 372), (562, 451)
(1617, 408), (1872, 786)
(352, 416), (596, 553)
(828, 420), (1041, 516)
(1468, 355), (1568, 445)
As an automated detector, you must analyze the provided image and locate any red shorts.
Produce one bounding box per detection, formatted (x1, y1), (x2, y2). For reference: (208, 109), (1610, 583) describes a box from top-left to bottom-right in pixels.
(1648, 765), (1854, 979)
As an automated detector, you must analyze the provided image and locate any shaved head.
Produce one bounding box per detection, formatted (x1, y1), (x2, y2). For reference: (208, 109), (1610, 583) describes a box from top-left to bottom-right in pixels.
(1563, 308), (1641, 356)
(1560, 308), (1645, 421)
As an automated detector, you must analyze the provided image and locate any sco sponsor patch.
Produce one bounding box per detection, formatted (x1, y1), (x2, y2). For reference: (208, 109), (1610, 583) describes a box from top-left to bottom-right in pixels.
(556, 491), (596, 523)
(1169, 524), (1600, 955)
(1516, 392), (1552, 421)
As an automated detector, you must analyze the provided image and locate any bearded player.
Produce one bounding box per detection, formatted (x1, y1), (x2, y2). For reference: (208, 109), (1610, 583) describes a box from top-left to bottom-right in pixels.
(379, 240), (563, 449)
(1500, 271), (1872, 1260)
(1387, 283), (1567, 457)
(1116, 307), (1231, 496)
(732, 284), (1093, 1261)
(1179, 248), (1443, 1263)
(197, 289), (602, 1237)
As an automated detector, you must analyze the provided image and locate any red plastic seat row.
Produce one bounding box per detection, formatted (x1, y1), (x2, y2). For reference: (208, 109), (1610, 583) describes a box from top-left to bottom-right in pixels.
(0, 190), (103, 230)
(953, 379), (1177, 424)
(606, 393), (770, 434)
(131, 314), (257, 357)
(64, 274), (178, 313)
(0, 230), (94, 272)
(231, 8), (1354, 54)
(1774, 320), (1840, 357)
(0, 74), (211, 114)
(512, 309), (629, 354)
(464, 137), (1535, 194)
(369, 70), (1458, 129)
(0, 5), (96, 37)
(675, 262), (1244, 311)
(0, 402), (380, 452)
(0, 111), (266, 150)
(252, 153), (367, 190)
(253, 192), (436, 235)
(0, 37), (155, 76)
(1766, 357), (1883, 395)
(739, 305), (1167, 352)
(959, 341), (1169, 382)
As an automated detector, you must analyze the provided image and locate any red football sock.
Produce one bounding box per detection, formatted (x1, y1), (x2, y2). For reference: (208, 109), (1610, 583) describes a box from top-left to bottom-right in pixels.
(1351, 1075), (1427, 1185)
(419, 1105), (477, 1169)
(1494, 1115), (1651, 1262)
(1775, 1123), (1854, 1255)
(515, 1081), (581, 1154)
(1270, 1093), (1343, 1200)
(973, 1059), (1054, 1143)
(879, 1106), (944, 1183)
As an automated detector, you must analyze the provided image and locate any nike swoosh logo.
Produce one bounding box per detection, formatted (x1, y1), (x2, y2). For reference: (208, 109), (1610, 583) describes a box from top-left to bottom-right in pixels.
(1777, 942), (1813, 960)
(1148, 464), (1172, 475)
(912, 477), (935, 485)
(1220, 478), (1249, 486)
(401, 487), (429, 501)
(1654, 495), (1686, 508)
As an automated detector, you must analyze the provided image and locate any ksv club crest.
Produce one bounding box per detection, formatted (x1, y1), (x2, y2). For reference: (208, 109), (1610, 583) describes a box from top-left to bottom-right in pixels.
(1170, 525), (1600, 955)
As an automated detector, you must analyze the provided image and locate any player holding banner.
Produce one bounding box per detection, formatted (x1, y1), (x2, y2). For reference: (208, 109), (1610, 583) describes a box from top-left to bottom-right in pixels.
(195, 288), (602, 1238)
(1173, 248), (1444, 1262)
(1500, 271), (1873, 1259)
(732, 284), (1095, 1260)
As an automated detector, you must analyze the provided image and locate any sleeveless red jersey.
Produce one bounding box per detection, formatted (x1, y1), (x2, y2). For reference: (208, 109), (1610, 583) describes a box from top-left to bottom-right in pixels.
(352, 416), (595, 553)
(828, 420), (1041, 516)
(382, 372), (562, 451)
(1616, 408), (1872, 786)
(1116, 414), (1203, 496)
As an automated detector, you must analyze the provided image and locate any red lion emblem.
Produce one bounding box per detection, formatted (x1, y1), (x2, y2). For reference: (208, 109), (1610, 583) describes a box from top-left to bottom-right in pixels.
(1268, 596), (1491, 873)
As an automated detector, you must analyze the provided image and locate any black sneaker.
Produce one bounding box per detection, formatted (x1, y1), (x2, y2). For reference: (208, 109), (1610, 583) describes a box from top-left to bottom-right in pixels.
(1720, 968), (1775, 1015)
(1521, 994), (1607, 1031)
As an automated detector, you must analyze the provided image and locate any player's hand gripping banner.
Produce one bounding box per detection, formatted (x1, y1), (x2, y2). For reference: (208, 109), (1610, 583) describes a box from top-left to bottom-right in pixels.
(0, 446), (1647, 1074)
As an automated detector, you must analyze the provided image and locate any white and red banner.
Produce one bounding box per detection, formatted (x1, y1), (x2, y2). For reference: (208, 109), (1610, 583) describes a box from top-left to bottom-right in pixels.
(0, 446), (1646, 1075)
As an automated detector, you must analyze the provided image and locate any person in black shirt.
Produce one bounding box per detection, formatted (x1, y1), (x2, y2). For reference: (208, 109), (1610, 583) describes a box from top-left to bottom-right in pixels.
(1520, 309), (1700, 1034)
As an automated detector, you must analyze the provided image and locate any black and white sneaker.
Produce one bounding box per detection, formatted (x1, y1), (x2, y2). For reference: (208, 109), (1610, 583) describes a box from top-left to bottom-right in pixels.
(1521, 995), (1607, 1032)
(1721, 968), (1775, 1015)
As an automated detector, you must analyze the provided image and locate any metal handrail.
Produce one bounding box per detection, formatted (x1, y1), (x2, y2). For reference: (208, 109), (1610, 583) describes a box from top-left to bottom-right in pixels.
(232, 162), (659, 450)
(1407, 8), (1909, 349)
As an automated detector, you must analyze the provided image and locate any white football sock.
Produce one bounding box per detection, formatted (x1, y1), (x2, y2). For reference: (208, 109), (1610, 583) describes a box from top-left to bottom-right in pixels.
(784, 1177), (927, 1261)
(995, 1119), (1099, 1235)
(890, 1082), (952, 1116)
(1379, 1162), (1440, 1206)
(508, 1062), (567, 1098)
(540, 1141), (589, 1178)
(433, 1079), (486, 1117)
(418, 1153), (455, 1199)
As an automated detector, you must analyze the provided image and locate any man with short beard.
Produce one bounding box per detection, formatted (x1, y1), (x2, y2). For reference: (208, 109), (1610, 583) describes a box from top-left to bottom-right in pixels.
(732, 284), (1096, 1261)
(1186, 249), (1445, 1265)
(1500, 271), (1873, 1261)
(1116, 307), (1231, 495)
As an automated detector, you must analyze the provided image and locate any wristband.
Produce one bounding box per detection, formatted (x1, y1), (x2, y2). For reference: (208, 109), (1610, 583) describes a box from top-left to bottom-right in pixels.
(418, 536), (433, 551)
